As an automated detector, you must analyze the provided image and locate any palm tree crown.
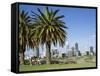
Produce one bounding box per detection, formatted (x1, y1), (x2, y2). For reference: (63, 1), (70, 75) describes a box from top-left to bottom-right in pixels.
(31, 7), (67, 46)
(19, 10), (31, 53)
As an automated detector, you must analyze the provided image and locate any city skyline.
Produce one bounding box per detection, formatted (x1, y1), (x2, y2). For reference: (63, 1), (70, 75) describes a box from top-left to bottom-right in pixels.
(25, 42), (95, 57)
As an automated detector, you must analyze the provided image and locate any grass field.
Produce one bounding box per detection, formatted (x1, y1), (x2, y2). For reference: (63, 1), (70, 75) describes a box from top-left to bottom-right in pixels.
(19, 62), (96, 71)
(19, 56), (96, 72)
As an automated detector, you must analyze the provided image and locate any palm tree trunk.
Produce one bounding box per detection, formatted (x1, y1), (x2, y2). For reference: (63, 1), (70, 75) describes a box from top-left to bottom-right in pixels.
(19, 46), (25, 64)
(19, 51), (24, 64)
(36, 47), (39, 58)
(29, 57), (32, 65)
(46, 42), (51, 64)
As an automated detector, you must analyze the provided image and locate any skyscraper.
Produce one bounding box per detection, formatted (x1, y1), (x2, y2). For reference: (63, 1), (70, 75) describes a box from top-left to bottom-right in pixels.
(75, 42), (78, 51)
(75, 42), (81, 56)
(90, 46), (93, 52)
(71, 47), (76, 56)
(90, 46), (94, 55)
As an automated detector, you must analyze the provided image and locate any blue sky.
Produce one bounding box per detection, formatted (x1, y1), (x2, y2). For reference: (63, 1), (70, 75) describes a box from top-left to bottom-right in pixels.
(19, 4), (96, 57)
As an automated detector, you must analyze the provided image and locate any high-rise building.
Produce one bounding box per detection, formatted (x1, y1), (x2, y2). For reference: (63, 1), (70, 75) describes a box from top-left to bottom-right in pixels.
(67, 43), (81, 57)
(90, 46), (94, 55)
(67, 47), (76, 57)
(90, 46), (93, 52)
(75, 42), (78, 51)
(72, 47), (76, 56)
(75, 42), (81, 56)
(66, 45), (69, 54)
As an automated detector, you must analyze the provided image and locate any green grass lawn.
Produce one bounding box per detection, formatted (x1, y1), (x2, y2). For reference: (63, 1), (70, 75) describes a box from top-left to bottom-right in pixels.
(19, 56), (96, 72)
(19, 62), (96, 71)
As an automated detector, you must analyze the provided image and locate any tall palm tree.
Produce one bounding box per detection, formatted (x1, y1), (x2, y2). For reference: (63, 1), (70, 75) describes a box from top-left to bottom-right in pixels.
(28, 26), (40, 58)
(19, 10), (31, 64)
(31, 7), (67, 64)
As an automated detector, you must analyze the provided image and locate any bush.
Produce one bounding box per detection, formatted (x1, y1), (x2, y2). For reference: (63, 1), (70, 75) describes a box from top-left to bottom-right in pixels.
(40, 59), (46, 64)
(51, 60), (59, 64)
(24, 60), (30, 65)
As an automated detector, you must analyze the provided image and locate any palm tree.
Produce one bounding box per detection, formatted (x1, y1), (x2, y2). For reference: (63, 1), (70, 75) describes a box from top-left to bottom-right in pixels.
(31, 7), (67, 64)
(19, 10), (31, 64)
(28, 26), (40, 57)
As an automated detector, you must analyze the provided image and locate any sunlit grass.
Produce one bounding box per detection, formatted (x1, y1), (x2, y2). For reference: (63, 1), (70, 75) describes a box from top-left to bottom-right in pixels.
(19, 62), (96, 71)
(19, 56), (96, 71)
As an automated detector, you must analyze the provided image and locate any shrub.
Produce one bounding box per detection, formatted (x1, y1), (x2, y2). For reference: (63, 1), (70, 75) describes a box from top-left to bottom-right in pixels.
(24, 60), (30, 65)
